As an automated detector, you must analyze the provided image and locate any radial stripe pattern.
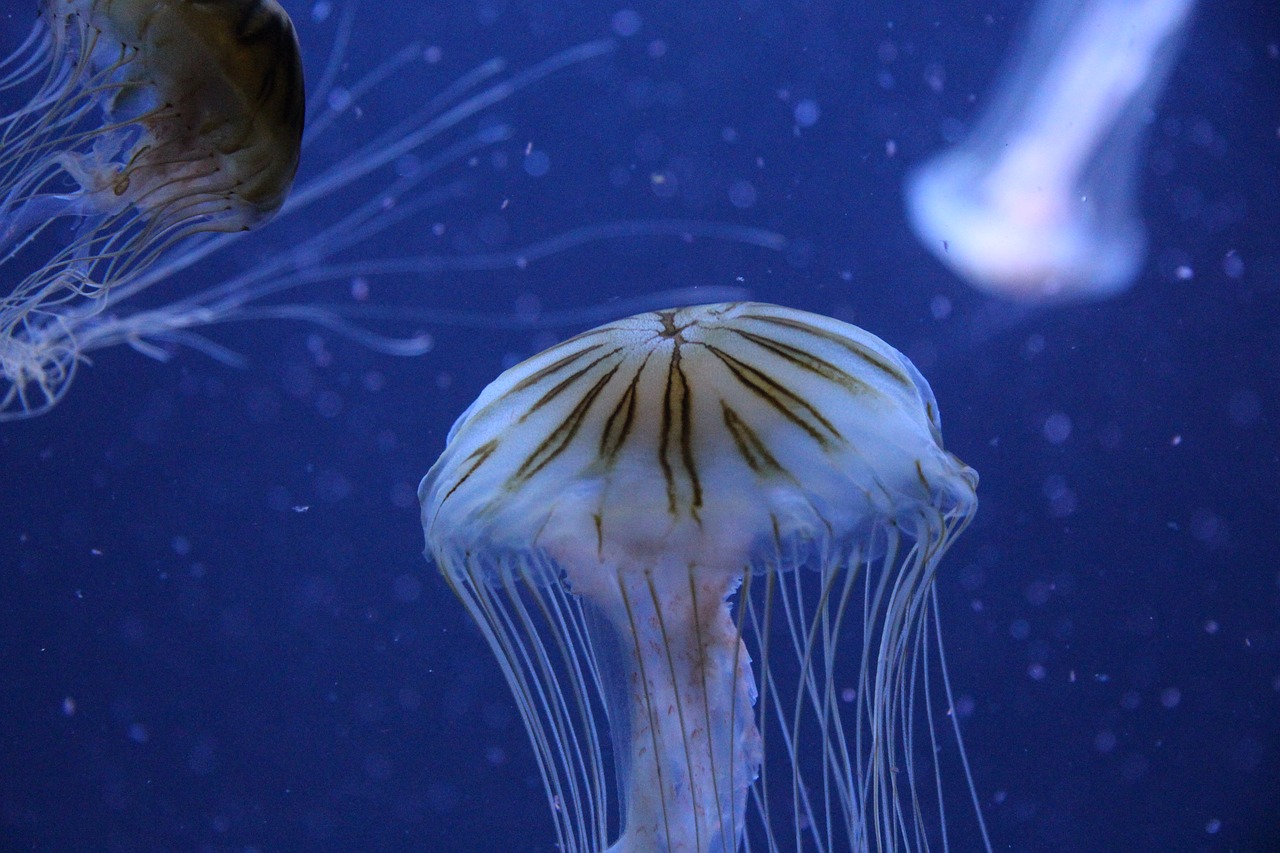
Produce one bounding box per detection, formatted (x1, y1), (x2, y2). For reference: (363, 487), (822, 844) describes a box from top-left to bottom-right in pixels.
(423, 302), (970, 571)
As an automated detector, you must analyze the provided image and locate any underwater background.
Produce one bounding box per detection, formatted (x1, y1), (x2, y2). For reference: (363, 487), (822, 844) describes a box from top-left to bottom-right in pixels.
(1, 0), (1276, 850)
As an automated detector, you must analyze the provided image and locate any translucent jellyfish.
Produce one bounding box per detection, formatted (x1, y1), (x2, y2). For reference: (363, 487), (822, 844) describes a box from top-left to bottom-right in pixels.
(0, 0), (305, 418)
(906, 0), (1197, 302)
(420, 302), (987, 850)
(0, 3), (782, 422)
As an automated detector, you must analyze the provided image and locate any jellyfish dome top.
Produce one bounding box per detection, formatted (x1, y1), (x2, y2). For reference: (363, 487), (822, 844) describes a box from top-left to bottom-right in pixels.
(1, 0), (304, 418)
(420, 302), (985, 852)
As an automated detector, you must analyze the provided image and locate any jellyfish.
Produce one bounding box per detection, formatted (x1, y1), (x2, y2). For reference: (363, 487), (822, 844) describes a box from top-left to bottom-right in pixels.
(420, 301), (988, 851)
(0, 2), (782, 423)
(0, 0), (305, 418)
(905, 0), (1197, 302)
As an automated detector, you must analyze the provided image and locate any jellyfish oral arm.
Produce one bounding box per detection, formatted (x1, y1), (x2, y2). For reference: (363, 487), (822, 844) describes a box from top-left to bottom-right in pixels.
(569, 555), (762, 853)
(991, 0), (1194, 197)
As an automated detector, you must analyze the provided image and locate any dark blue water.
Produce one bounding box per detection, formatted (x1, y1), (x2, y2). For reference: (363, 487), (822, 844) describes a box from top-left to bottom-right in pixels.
(1, 1), (1276, 850)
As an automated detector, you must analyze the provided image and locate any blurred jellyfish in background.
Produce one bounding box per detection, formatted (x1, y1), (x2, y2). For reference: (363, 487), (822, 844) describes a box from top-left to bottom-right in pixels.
(1, 0), (305, 418)
(905, 0), (1197, 302)
(0, 1), (782, 422)
(421, 302), (987, 851)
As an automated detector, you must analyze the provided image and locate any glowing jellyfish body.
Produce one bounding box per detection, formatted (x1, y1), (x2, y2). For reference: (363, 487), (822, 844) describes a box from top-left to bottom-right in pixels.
(1, 0), (304, 418)
(421, 302), (985, 851)
(906, 0), (1196, 302)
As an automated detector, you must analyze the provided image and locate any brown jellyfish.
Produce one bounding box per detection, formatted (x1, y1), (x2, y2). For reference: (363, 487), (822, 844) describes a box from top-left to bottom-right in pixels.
(1, 0), (304, 419)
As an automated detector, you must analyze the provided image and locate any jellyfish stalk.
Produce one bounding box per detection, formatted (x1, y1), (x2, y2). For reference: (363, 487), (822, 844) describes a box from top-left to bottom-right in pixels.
(562, 548), (763, 852)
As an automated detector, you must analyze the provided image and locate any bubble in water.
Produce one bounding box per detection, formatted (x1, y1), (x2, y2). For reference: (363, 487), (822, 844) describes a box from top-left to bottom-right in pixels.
(611, 9), (642, 38)
(523, 150), (550, 178)
(1043, 412), (1072, 444)
(794, 99), (820, 128)
(728, 179), (757, 209)
(327, 87), (352, 113)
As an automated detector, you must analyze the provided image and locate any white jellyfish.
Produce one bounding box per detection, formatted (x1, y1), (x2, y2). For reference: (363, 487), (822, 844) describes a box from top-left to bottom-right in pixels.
(421, 302), (988, 851)
(906, 0), (1197, 302)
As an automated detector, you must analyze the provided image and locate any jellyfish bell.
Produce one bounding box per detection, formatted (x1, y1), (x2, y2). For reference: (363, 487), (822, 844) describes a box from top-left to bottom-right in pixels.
(905, 145), (1147, 302)
(421, 302), (985, 851)
(35, 0), (305, 229)
(1, 0), (304, 419)
(905, 0), (1196, 303)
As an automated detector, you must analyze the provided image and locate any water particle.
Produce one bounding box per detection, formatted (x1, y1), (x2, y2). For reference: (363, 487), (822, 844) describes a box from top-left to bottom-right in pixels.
(793, 99), (820, 128)
(611, 9), (642, 38)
